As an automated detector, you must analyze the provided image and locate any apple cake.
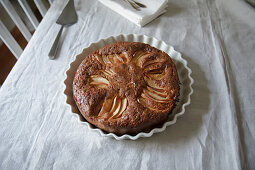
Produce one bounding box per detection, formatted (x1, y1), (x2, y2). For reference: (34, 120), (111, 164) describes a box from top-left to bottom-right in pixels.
(73, 42), (179, 135)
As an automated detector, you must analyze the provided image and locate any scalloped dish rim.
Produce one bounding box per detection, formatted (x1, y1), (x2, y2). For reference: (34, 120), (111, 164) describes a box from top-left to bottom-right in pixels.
(63, 34), (194, 140)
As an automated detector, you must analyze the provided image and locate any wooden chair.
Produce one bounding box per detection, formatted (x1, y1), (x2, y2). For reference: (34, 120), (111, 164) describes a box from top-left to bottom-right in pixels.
(0, 0), (53, 59)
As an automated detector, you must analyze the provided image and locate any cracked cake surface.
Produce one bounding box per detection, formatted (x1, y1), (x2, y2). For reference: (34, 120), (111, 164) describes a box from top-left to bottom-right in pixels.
(73, 42), (179, 135)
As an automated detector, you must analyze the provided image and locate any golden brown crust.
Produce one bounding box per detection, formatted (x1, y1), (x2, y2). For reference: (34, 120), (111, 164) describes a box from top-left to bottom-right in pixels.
(73, 42), (179, 135)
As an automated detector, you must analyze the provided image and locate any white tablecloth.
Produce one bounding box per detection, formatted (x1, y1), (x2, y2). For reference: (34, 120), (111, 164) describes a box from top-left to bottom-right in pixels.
(0, 0), (254, 169)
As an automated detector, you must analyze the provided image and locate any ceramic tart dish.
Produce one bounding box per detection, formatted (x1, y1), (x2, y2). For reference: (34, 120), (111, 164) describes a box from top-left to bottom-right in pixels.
(64, 34), (194, 140)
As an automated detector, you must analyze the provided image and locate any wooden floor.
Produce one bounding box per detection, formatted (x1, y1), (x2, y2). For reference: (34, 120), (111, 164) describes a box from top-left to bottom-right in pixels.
(0, 9), (42, 86)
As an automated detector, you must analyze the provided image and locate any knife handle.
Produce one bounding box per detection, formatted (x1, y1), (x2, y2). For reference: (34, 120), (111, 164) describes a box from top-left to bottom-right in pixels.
(48, 25), (64, 59)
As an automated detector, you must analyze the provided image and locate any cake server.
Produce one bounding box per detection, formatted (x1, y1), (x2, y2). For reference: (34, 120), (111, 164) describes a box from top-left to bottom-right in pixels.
(48, 0), (78, 59)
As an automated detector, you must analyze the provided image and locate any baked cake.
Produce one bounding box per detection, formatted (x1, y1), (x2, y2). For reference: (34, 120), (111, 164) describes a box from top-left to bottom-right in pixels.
(73, 42), (179, 135)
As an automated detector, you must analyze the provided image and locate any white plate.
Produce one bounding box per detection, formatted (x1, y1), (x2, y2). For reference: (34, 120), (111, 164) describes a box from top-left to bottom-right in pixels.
(64, 34), (194, 140)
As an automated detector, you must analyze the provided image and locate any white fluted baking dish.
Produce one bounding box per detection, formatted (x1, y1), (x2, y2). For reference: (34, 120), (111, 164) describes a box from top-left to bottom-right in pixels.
(64, 34), (194, 140)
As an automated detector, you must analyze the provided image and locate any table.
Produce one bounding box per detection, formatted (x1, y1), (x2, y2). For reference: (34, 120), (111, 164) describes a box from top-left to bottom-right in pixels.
(0, 0), (254, 169)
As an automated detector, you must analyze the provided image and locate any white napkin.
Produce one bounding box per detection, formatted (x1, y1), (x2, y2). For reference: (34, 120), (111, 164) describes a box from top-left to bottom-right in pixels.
(98, 0), (168, 27)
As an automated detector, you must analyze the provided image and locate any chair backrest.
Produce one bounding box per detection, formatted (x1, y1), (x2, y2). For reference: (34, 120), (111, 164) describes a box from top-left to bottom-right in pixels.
(0, 0), (52, 59)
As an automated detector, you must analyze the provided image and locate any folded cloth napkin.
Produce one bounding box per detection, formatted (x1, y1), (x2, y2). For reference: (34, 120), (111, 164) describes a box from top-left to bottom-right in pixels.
(98, 0), (168, 27)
